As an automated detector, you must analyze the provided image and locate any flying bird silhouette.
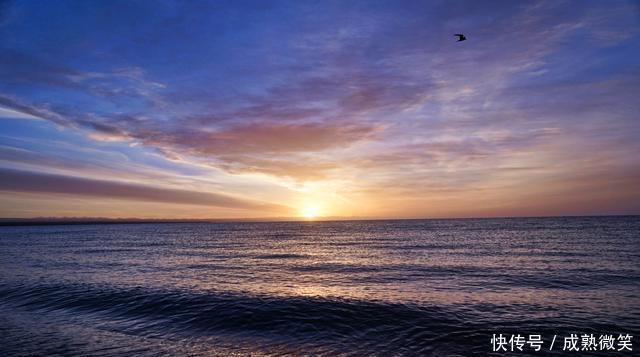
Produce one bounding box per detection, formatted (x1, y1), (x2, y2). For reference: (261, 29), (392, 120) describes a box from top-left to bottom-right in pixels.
(454, 34), (466, 42)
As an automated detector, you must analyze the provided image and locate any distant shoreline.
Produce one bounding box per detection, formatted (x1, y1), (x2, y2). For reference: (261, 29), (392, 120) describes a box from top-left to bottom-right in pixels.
(1, 215), (638, 227)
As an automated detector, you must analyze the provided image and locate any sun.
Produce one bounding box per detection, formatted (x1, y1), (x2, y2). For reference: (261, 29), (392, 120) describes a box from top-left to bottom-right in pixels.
(300, 206), (320, 219)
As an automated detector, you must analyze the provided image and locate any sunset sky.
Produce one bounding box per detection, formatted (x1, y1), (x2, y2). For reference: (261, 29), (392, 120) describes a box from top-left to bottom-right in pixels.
(1, 0), (639, 219)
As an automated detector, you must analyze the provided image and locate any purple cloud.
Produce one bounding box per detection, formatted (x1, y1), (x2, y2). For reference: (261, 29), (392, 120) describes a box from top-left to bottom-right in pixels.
(0, 168), (290, 212)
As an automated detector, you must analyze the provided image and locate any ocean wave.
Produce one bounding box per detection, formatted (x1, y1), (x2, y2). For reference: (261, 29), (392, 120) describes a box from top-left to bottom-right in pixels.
(1, 281), (635, 355)
(0, 282), (490, 354)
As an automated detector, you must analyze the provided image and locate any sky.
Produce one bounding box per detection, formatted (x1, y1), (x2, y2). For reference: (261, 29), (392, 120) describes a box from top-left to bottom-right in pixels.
(0, 0), (639, 219)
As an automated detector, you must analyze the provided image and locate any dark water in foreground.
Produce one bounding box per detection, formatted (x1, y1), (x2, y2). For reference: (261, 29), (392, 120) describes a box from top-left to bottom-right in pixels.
(0, 217), (638, 356)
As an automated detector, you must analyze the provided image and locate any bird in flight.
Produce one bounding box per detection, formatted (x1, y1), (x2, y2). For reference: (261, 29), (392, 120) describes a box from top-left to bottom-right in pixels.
(454, 34), (466, 42)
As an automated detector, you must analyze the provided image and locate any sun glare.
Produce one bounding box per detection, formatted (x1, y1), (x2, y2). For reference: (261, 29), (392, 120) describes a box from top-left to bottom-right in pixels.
(301, 206), (320, 219)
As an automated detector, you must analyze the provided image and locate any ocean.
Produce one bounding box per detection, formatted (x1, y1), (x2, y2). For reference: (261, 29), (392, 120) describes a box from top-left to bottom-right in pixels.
(0, 217), (638, 356)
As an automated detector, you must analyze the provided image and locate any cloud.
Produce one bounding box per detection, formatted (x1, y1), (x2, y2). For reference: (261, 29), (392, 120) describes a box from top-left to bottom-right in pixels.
(0, 168), (290, 212)
(0, 0), (639, 213)
(150, 121), (380, 155)
(0, 143), (205, 182)
(217, 156), (338, 181)
(132, 120), (382, 180)
(0, 48), (165, 108)
(0, 105), (41, 120)
(0, 49), (81, 89)
(0, 95), (67, 125)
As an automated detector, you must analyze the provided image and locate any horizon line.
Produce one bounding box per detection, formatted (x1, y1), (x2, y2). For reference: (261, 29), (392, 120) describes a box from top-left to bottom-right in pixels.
(1, 214), (638, 227)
